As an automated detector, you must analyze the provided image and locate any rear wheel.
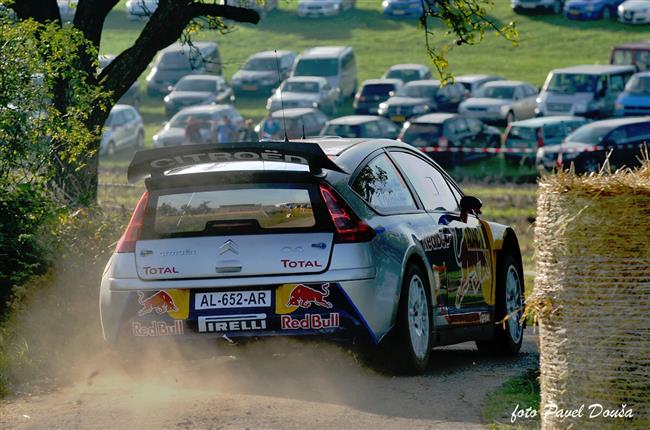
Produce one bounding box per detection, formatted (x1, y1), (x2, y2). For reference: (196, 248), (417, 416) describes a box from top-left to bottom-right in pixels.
(392, 264), (432, 374)
(476, 254), (524, 355)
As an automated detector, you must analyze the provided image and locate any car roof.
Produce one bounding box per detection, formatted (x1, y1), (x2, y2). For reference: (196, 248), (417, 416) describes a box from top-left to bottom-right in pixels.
(455, 74), (502, 83)
(580, 116), (650, 129)
(327, 115), (382, 125)
(175, 104), (232, 115)
(111, 104), (133, 113)
(361, 78), (403, 86)
(161, 42), (216, 54)
(633, 71), (650, 78)
(483, 80), (529, 88)
(552, 64), (636, 74)
(250, 50), (294, 59)
(285, 76), (328, 84)
(404, 79), (442, 87)
(270, 108), (319, 118)
(299, 46), (351, 58)
(387, 63), (428, 71)
(409, 113), (458, 124)
(510, 116), (586, 127)
(612, 40), (650, 50)
(177, 74), (223, 82)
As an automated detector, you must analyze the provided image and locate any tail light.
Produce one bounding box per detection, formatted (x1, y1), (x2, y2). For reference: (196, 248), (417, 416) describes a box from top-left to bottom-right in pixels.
(438, 136), (449, 148)
(536, 128), (545, 148)
(115, 192), (149, 253)
(319, 184), (375, 243)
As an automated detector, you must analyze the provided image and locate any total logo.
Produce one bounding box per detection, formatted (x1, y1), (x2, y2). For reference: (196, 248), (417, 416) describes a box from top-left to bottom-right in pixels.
(281, 313), (340, 330)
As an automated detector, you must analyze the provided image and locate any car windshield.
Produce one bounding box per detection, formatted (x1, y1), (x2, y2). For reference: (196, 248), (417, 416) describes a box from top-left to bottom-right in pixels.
(294, 58), (339, 77)
(507, 126), (536, 141)
(477, 86), (514, 99)
(361, 84), (394, 96)
(242, 57), (277, 71)
(169, 112), (213, 128)
(401, 123), (441, 146)
(566, 125), (611, 144)
(175, 79), (217, 92)
(322, 124), (363, 138)
(625, 75), (650, 95)
(158, 51), (196, 71)
(283, 81), (320, 93)
(546, 73), (598, 94)
(396, 84), (438, 98)
(386, 69), (420, 82)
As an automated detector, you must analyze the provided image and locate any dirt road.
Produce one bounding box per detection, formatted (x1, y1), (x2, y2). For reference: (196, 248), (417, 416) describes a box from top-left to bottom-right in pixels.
(1, 336), (538, 430)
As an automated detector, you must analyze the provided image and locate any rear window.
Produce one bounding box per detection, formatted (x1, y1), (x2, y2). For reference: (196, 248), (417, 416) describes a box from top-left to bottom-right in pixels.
(401, 123), (442, 146)
(507, 126), (536, 142)
(158, 52), (196, 70)
(150, 184), (322, 237)
(361, 84), (395, 96)
(294, 59), (339, 77)
(386, 69), (420, 82)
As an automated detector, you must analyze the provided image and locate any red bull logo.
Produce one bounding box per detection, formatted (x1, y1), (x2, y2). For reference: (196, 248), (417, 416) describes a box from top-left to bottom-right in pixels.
(286, 283), (332, 309)
(132, 320), (184, 337)
(137, 291), (178, 316)
(281, 313), (340, 330)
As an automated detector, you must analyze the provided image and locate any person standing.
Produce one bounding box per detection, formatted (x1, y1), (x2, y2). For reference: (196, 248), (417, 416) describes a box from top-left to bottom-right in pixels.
(216, 115), (236, 143)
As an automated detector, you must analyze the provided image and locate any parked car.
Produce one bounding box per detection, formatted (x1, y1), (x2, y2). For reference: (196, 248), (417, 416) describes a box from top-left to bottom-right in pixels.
(353, 79), (404, 114)
(152, 104), (243, 147)
(503, 116), (589, 164)
(320, 115), (401, 138)
(266, 77), (339, 114)
(455, 74), (504, 96)
(512, 0), (564, 13)
(146, 42), (222, 96)
(378, 80), (467, 123)
(164, 75), (233, 118)
(458, 80), (538, 124)
(126, 0), (158, 20)
(221, 0), (278, 18)
(564, 0), (624, 19)
(382, 0), (423, 17)
(104, 140), (526, 375)
(58, 0), (77, 22)
(297, 0), (355, 17)
(536, 65), (635, 117)
(610, 40), (650, 71)
(615, 71), (650, 115)
(99, 54), (141, 108)
(399, 113), (501, 167)
(536, 117), (650, 173)
(382, 64), (431, 83)
(292, 46), (357, 100)
(256, 108), (328, 140)
(618, 0), (650, 23)
(100, 104), (145, 156)
(231, 50), (296, 96)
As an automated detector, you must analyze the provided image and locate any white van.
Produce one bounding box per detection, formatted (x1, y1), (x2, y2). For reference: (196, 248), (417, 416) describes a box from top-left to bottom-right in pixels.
(536, 65), (635, 118)
(291, 46), (357, 100)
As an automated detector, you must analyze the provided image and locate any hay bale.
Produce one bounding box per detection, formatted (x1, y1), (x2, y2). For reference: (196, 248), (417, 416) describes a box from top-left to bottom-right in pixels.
(530, 162), (650, 429)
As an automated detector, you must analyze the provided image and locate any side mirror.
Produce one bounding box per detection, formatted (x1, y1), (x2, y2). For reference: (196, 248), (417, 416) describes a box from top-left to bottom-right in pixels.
(459, 195), (482, 223)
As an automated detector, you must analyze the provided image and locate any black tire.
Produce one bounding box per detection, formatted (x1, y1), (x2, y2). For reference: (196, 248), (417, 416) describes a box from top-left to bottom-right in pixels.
(476, 253), (524, 355)
(391, 264), (432, 374)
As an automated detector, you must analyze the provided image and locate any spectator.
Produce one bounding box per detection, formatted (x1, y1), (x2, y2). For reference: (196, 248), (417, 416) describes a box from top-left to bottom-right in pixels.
(216, 115), (236, 143)
(240, 119), (256, 141)
(261, 118), (281, 139)
(185, 116), (203, 144)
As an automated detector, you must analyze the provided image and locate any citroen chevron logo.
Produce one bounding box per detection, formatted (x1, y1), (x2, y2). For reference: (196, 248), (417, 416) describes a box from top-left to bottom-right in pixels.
(219, 239), (239, 255)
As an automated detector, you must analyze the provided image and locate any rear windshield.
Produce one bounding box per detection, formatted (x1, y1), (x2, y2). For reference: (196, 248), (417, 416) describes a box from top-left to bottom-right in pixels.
(158, 51), (201, 71)
(397, 84), (438, 98)
(294, 59), (339, 77)
(150, 184), (322, 237)
(545, 73), (598, 94)
(401, 123), (441, 146)
(361, 84), (395, 96)
(175, 79), (218, 92)
(242, 58), (276, 71)
(322, 124), (363, 138)
(477, 85), (514, 99)
(283, 81), (320, 93)
(612, 49), (650, 71)
(566, 125), (610, 144)
(386, 69), (420, 82)
(506, 126), (536, 142)
(625, 75), (650, 95)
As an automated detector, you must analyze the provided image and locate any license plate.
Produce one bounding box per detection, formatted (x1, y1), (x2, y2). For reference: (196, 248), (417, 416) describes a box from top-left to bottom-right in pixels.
(391, 115), (406, 122)
(195, 290), (271, 310)
(243, 85), (257, 91)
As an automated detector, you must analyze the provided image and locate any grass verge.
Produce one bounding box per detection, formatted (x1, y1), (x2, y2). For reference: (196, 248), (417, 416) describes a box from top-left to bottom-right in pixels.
(483, 368), (541, 429)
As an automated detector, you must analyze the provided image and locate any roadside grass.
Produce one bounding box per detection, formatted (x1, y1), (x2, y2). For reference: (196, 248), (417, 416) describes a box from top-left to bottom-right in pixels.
(98, 0), (646, 148)
(483, 368), (541, 430)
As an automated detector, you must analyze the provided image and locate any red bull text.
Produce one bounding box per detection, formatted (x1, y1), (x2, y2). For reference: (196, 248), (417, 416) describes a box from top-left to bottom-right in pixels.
(281, 313), (340, 330)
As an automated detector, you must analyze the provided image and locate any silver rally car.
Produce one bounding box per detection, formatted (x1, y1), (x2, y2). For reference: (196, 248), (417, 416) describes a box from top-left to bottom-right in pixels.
(101, 139), (525, 374)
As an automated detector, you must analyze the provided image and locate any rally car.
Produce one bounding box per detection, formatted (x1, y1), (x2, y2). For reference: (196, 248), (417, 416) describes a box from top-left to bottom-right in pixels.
(100, 139), (525, 374)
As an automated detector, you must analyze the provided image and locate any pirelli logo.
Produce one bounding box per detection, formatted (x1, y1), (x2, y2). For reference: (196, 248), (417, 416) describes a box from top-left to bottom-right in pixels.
(149, 150), (310, 169)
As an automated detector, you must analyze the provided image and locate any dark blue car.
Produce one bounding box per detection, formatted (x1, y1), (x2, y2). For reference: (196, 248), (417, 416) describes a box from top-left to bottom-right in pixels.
(615, 72), (650, 117)
(564, 0), (624, 20)
(382, 0), (423, 17)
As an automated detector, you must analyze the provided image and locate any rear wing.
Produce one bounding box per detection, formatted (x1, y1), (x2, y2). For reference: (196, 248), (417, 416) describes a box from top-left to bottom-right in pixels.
(126, 141), (345, 183)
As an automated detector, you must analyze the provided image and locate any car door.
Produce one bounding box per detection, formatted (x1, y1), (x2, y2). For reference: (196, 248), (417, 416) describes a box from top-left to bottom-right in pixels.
(613, 122), (650, 168)
(111, 111), (128, 147)
(389, 150), (493, 326)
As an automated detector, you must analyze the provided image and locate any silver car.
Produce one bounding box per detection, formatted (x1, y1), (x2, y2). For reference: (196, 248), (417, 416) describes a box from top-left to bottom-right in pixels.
(100, 139), (525, 374)
(266, 76), (339, 114)
(164, 75), (234, 118)
(297, 0), (356, 17)
(100, 104), (145, 156)
(458, 80), (539, 124)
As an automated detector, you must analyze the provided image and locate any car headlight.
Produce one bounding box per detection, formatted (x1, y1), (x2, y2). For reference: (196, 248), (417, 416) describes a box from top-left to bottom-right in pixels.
(312, 101), (320, 109)
(618, 5), (624, 13)
(163, 95), (171, 103)
(379, 102), (388, 110)
(382, 0), (389, 7)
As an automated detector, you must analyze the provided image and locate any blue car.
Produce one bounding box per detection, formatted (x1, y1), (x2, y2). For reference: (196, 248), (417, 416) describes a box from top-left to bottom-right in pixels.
(564, 0), (624, 19)
(615, 72), (650, 116)
(382, 0), (423, 17)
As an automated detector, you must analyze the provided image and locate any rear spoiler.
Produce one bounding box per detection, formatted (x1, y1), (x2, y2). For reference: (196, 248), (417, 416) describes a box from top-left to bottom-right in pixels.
(126, 141), (346, 183)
